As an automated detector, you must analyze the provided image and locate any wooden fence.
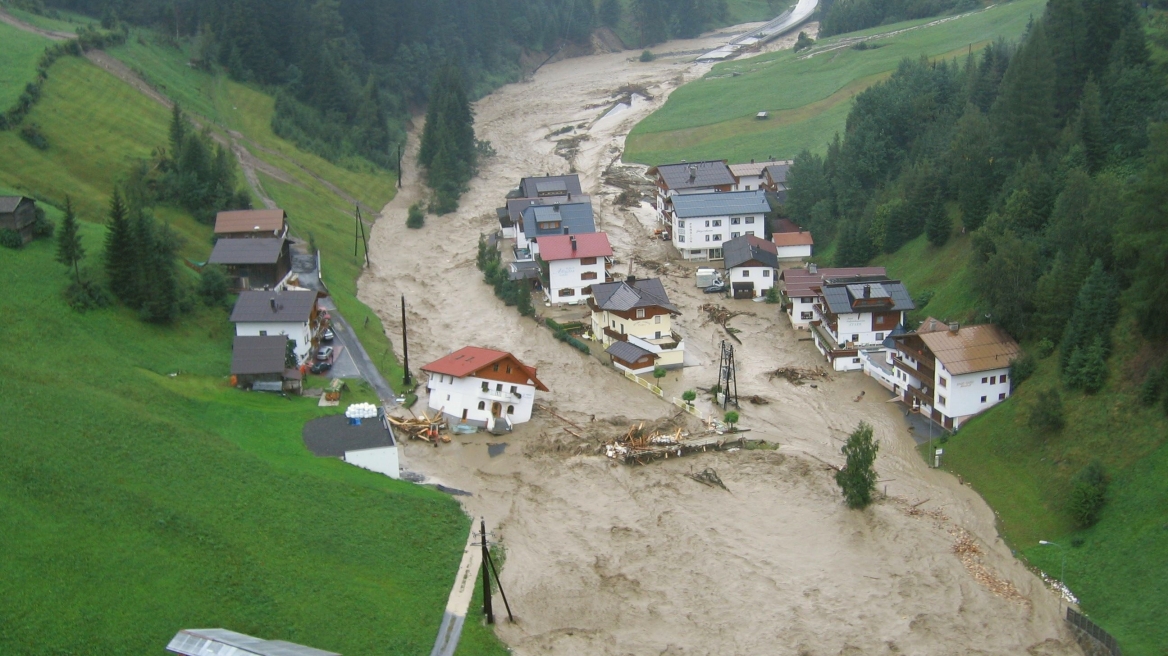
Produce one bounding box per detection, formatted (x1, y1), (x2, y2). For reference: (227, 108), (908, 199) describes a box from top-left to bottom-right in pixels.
(623, 370), (663, 398)
(671, 397), (704, 420)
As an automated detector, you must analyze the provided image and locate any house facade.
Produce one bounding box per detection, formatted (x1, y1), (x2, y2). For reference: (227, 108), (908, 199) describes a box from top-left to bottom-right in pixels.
(213, 209), (288, 240)
(230, 290), (322, 363)
(808, 276), (914, 372)
(648, 160), (735, 224)
(0, 196), (37, 244)
(890, 318), (1020, 430)
(421, 346), (549, 428)
(589, 277), (684, 374)
(778, 265), (886, 329)
(208, 237), (291, 291)
(729, 160), (789, 191)
(722, 234), (778, 299)
(667, 190), (770, 261)
(772, 230), (814, 259)
(538, 232), (613, 305)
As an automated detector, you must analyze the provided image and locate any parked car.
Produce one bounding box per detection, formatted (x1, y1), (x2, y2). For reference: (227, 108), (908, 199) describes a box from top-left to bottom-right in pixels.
(310, 360), (332, 374)
(315, 346), (334, 361)
(703, 284), (727, 294)
(321, 328), (336, 342)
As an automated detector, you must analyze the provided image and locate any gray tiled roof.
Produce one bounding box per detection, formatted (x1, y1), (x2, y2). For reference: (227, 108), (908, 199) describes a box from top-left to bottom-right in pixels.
(230, 290), (317, 323)
(606, 340), (653, 363)
(507, 194), (590, 226)
(302, 414), (395, 457)
(591, 277), (678, 314)
(0, 196), (31, 213)
(822, 280), (914, 315)
(519, 174), (582, 198)
(521, 201), (595, 238)
(508, 260), (541, 281)
(653, 160), (735, 190)
(208, 237), (285, 265)
(765, 163), (791, 185)
(230, 335), (288, 375)
(723, 235), (778, 270)
(670, 190), (770, 219)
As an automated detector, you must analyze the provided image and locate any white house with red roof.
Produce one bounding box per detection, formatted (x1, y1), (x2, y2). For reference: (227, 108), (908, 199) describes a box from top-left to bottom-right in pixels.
(537, 233), (614, 305)
(772, 230), (814, 260)
(421, 346), (549, 429)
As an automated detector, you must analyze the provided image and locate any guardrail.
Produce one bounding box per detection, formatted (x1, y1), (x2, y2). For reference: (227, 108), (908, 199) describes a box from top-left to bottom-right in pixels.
(624, 371), (664, 398)
(1066, 608), (1122, 656)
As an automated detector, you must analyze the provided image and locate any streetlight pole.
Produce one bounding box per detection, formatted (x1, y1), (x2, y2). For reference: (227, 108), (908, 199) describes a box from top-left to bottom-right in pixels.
(1039, 540), (1066, 585)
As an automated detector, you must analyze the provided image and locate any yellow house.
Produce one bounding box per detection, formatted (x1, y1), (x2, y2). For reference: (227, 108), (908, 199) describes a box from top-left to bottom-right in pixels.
(588, 276), (685, 374)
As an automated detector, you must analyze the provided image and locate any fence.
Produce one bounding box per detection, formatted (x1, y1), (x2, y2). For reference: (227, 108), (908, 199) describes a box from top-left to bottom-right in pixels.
(1066, 608), (1122, 656)
(623, 371), (663, 398)
(671, 397), (705, 420)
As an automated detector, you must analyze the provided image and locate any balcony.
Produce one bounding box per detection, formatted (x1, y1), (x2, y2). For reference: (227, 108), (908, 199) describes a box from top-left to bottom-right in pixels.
(479, 387), (523, 401)
(629, 331), (683, 353)
(904, 384), (933, 407)
(603, 326), (627, 342)
(892, 354), (933, 381)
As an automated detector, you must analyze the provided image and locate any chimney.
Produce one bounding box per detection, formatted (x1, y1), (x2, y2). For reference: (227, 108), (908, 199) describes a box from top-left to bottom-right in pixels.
(949, 322), (960, 333)
(553, 204), (560, 211)
(750, 158), (755, 164)
(688, 164), (698, 182)
(269, 296), (278, 312)
(864, 285), (871, 299)
(809, 262), (817, 274)
(570, 236), (577, 251)
(627, 275), (637, 284)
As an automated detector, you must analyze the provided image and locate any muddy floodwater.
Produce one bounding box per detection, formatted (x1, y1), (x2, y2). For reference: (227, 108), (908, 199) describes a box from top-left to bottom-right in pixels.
(360, 23), (1082, 656)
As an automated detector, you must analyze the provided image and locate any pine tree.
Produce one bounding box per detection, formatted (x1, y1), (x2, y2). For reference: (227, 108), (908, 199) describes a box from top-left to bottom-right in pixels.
(1059, 260), (1118, 376)
(992, 22), (1058, 162)
(950, 104), (997, 231)
(103, 188), (138, 303)
(1122, 125), (1168, 340)
(835, 422), (879, 509)
(924, 191), (950, 247)
(55, 196), (84, 285)
(168, 103), (186, 164)
(140, 219), (180, 324)
(599, 0), (621, 27)
(1076, 76), (1105, 172)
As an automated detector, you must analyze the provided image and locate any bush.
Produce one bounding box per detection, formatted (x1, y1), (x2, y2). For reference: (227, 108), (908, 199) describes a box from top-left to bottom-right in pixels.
(1028, 388), (1065, 433)
(406, 202), (425, 229)
(1067, 461), (1108, 527)
(19, 123), (49, 150)
(682, 389), (697, 404)
(198, 264), (230, 307)
(794, 31), (815, 52)
(1009, 351), (1036, 391)
(724, 411), (739, 429)
(31, 207), (53, 239)
(0, 229), (23, 249)
(64, 279), (111, 312)
(765, 286), (781, 304)
(639, 50), (656, 62)
(1035, 338), (1055, 359)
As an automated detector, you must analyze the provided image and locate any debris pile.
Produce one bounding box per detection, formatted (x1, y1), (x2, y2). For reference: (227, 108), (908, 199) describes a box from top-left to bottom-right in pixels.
(387, 410), (451, 443)
(603, 422), (726, 465)
(767, 366), (830, 385)
(950, 528), (1029, 605)
(687, 467), (729, 491)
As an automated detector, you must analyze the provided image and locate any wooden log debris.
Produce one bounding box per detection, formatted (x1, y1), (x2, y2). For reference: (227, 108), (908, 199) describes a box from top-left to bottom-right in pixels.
(767, 366), (830, 385)
(387, 409), (451, 443)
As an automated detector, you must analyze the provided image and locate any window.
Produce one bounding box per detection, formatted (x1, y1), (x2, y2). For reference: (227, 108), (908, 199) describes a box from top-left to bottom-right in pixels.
(581, 271), (598, 280)
(1002, 374), (1008, 382)
(560, 288), (575, 296)
(679, 234), (685, 242)
(981, 377), (988, 384)
(259, 330), (268, 336)
(446, 394), (451, 401)
(745, 217), (755, 224)
(583, 285), (592, 294)
(989, 375), (996, 384)
(999, 393), (1006, 400)
(507, 405), (515, 414)
(496, 383), (503, 391)
(851, 334), (859, 342)
(654, 315), (662, 324)
(493, 363), (500, 371)
(875, 332), (884, 341)
(510, 385), (518, 394)
(478, 401), (486, 410)
(611, 320), (616, 328)
(581, 257), (597, 265)
(852, 358), (861, 364)
(801, 311), (814, 320)
(712, 219), (723, 227)
(745, 185), (751, 190)
(731, 217), (741, 225)
(506, 366), (512, 374)
(481, 381), (489, 392)
(676, 220), (684, 229)
(763, 270), (771, 277)
(620, 323), (625, 333)
(731, 232), (740, 239)
(704, 220), (711, 227)
(636, 308), (645, 319)
(713, 234), (722, 241)
(705, 235), (711, 242)
(741, 270), (750, 277)
(939, 377), (948, 388)
(980, 396), (987, 403)
(938, 395), (947, 406)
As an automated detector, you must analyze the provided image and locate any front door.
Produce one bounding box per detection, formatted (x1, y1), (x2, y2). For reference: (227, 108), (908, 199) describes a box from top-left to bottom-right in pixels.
(491, 402), (502, 417)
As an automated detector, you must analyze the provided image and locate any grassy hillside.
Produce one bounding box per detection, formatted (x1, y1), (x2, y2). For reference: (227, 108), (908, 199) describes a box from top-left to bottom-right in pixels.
(0, 232), (488, 655)
(625, 0), (1043, 164)
(0, 20), (51, 110)
(871, 229), (979, 325)
(937, 320), (1168, 654)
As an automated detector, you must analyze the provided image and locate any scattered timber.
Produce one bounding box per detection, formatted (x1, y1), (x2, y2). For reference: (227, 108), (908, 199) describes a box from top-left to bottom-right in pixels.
(387, 409), (451, 443)
(602, 422), (762, 465)
(687, 467), (729, 491)
(767, 366), (830, 385)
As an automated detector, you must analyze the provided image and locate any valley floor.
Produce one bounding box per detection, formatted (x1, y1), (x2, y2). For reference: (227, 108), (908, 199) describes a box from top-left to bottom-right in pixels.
(360, 25), (1085, 656)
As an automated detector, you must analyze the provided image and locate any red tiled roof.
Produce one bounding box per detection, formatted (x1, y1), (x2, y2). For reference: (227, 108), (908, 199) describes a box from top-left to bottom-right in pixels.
(773, 231), (814, 247)
(779, 266), (886, 297)
(214, 209), (286, 235)
(537, 232), (613, 261)
(745, 234), (778, 254)
(421, 346), (549, 391)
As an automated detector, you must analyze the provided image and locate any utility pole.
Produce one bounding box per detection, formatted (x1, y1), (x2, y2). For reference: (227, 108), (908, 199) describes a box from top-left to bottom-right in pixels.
(480, 518), (494, 624)
(401, 295), (412, 388)
(397, 144), (403, 189)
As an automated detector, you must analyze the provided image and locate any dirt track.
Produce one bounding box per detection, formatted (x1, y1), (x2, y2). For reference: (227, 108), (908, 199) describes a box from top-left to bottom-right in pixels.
(360, 27), (1081, 656)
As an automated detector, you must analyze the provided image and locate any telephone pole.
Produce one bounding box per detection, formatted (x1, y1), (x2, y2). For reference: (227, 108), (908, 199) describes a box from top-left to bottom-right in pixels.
(401, 295), (412, 388)
(480, 518), (494, 624)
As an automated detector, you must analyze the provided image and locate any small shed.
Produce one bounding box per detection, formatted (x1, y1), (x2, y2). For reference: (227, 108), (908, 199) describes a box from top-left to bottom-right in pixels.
(231, 335), (299, 393)
(303, 412), (399, 479)
(756, 111), (769, 120)
(167, 628), (339, 656)
(0, 196), (37, 244)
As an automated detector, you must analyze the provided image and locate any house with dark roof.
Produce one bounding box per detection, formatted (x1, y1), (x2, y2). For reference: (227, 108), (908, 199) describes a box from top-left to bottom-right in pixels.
(208, 237), (290, 291)
(213, 209), (288, 239)
(647, 161), (736, 226)
(722, 235), (778, 299)
(808, 275), (915, 372)
(763, 162), (792, 202)
(230, 335), (302, 393)
(778, 264), (887, 329)
(517, 200), (596, 259)
(303, 412), (399, 479)
(537, 232), (614, 305)
(421, 346), (548, 428)
(588, 277), (684, 373)
(666, 190), (770, 261)
(499, 194), (590, 246)
(230, 290), (323, 363)
(517, 174), (583, 199)
(0, 196), (37, 244)
(889, 318), (1021, 430)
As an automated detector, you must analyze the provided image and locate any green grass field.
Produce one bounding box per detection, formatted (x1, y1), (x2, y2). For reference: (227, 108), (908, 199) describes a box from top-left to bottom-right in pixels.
(935, 318), (1168, 654)
(0, 20), (50, 110)
(871, 229), (979, 325)
(2, 4), (99, 33)
(625, 0), (1044, 164)
(0, 232), (483, 655)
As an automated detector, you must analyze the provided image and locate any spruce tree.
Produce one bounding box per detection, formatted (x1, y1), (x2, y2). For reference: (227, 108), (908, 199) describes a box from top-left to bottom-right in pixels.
(55, 196), (84, 285)
(950, 105), (997, 231)
(1077, 77), (1105, 173)
(168, 103), (186, 163)
(103, 188), (137, 303)
(924, 192), (950, 247)
(835, 422), (879, 509)
(992, 22), (1058, 162)
(140, 220), (180, 324)
(1059, 260), (1118, 377)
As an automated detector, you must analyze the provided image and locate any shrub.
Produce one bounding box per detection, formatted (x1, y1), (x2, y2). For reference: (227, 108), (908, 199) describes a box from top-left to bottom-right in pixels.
(1067, 461), (1108, 527)
(1138, 364), (1165, 406)
(0, 229), (23, 249)
(682, 389), (697, 404)
(31, 207), (53, 239)
(406, 202), (425, 229)
(639, 50), (656, 62)
(1028, 388), (1065, 433)
(765, 286), (781, 304)
(1009, 351), (1036, 391)
(1035, 338), (1055, 359)
(835, 422), (879, 509)
(64, 279), (110, 312)
(199, 264), (230, 307)
(19, 123), (49, 150)
(794, 31), (815, 52)
(724, 411), (739, 429)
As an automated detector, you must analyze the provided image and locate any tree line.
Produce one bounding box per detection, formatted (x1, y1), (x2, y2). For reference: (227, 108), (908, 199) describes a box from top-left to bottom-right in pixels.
(786, 0), (1166, 403)
(816, 0), (977, 38)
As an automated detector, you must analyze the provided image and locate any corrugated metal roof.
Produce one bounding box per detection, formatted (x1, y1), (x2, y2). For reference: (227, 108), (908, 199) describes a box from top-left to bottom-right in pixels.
(538, 232), (613, 261)
(209, 237), (285, 265)
(670, 190), (770, 219)
(167, 629), (340, 656)
(590, 278), (678, 314)
(0, 196), (31, 213)
(230, 335), (288, 375)
(230, 290), (317, 323)
(651, 160), (735, 190)
(214, 209), (286, 235)
(606, 340), (653, 363)
(918, 323), (1021, 375)
(723, 234), (778, 270)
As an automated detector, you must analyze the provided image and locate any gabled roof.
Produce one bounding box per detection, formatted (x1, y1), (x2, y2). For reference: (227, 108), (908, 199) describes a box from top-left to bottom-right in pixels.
(208, 237), (285, 265)
(916, 320), (1021, 375)
(772, 231), (814, 247)
(0, 196), (32, 213)
(649, 160), (735, 190)
(231, 335), (288, 375)
(167, 628), (339, 656)
(421, 346), (548, 391)
(519, 174), (583, 198)
(521, 201), (595, 237)
(505, 194), (590, 227)
(723, 234), (778, 270)
(214, 209), (286, 235)
(669, 190), (770, 219)
(779, 265), (886, 298)
(230, 290), (317, 323)
(538, 232), (613, 261)
(764, 163), (792, 185)
(606, 340), (653, 363)
(590, 277), (678, 314)
(821, 280), (914, 315)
